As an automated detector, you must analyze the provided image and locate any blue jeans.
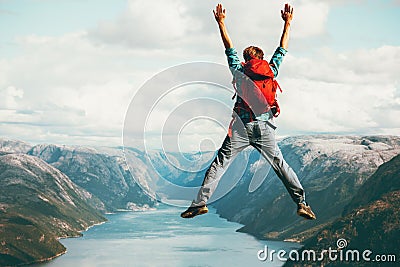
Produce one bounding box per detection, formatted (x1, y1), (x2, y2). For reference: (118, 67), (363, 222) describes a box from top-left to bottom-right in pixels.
(193, 117), (305, 206)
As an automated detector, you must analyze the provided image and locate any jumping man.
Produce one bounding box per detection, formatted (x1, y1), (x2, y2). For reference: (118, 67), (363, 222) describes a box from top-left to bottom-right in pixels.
(181, 3), (316, 220)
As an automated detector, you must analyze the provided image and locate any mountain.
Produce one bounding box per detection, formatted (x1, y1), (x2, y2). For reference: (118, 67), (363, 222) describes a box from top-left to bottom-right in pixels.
(0, 154), (106, 266)
(212, 135), (400, 241)
(343, 152), (400, 215)
(122, 148), (216, 204)
(27, 144), (156, 211)
(1, 135), (399, 265)
(0, 139), (32, 154)
(283, 154), (400, 266)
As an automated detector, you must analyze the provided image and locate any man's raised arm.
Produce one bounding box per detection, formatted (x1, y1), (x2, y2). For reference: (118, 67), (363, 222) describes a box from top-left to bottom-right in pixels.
(213, 3), (233, 49)
(279, 3), (293, 50)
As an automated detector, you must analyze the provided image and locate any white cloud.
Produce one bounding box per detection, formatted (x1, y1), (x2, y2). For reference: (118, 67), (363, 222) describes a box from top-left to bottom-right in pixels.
(0, 32), (147, 146)
(284, 45), (400, 84)
(291, 2), (329, 39)
(0, 86), (23, 109)
(87, 0), (332, 54)
(276, 45), (400, 136)
(1, 0), (398, 150)
(89, 0), (201, 49)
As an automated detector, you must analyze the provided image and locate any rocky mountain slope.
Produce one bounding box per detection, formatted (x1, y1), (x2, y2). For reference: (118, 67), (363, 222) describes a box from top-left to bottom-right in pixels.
(284, 154), (400, 266)
(343, 152), (400, 215)
(27, 144), (156, 211)
(212, 135), (400, 241)
(0, 140), (32, 154)
(1, 135), (399, 265)
(0, 154), (106, 266)
(122, 147), (217, 204)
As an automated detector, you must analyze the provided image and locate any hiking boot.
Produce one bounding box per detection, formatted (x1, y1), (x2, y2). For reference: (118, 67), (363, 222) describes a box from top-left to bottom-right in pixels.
(297, 203), (316, 220)
(180, 205), (208, 219)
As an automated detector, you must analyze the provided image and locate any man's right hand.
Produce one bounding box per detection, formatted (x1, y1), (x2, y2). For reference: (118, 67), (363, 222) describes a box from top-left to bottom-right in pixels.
(213, 3), (226, 24)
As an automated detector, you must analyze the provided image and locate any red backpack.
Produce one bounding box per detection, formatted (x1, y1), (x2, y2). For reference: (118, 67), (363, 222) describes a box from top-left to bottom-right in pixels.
(234, 58), (282, 117)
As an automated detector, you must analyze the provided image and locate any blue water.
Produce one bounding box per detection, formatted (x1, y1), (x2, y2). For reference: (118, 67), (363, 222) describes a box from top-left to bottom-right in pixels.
(37, 204), (301, 267)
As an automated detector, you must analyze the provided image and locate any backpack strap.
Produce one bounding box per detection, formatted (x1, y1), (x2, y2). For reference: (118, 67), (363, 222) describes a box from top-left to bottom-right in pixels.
(273, 79), (282, 93)
(265, 120), (277, 130)
(231, 78), (237, 99)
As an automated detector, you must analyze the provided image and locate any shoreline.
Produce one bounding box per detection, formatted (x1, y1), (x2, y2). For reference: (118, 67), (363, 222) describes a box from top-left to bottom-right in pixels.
(27, 250), (67, 266)
(40, 207), (158, 264)
(31, 219), (107, 266)
(211, 205), (304, 246)
(29, 204), (302, 266)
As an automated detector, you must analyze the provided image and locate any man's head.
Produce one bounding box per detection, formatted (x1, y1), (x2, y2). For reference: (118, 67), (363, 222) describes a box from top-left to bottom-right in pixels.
(243, 46), (264, 62)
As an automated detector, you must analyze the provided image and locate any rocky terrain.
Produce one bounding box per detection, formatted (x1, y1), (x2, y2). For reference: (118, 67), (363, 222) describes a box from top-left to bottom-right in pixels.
(0, 140), (157, 265)
(0, 135), (399, 266)
(27, 144), (156, 211)
(0, 140), (32, 154)
(0, 154), (105, 266)
(212, 135), (400, 242)
(284, 154), (400, 266)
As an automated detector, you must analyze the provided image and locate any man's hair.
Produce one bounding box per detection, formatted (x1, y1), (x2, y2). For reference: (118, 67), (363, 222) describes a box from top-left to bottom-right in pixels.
(243, 46), (264, 61)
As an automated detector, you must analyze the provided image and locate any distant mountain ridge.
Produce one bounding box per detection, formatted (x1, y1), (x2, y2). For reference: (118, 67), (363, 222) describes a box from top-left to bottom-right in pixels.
(0, 139), (32, 154)
(27, 144), (156, 211)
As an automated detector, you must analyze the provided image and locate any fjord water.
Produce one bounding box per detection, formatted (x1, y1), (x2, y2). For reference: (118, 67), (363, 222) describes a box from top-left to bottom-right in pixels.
(37, 204), (300, 267)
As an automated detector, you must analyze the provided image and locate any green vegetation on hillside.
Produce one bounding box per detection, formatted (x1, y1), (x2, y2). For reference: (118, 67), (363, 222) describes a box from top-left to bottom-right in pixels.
(0, 154), (106, 266)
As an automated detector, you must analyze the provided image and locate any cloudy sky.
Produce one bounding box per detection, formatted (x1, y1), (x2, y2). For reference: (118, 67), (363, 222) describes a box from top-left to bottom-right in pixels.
(0, 0), (399, 151)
